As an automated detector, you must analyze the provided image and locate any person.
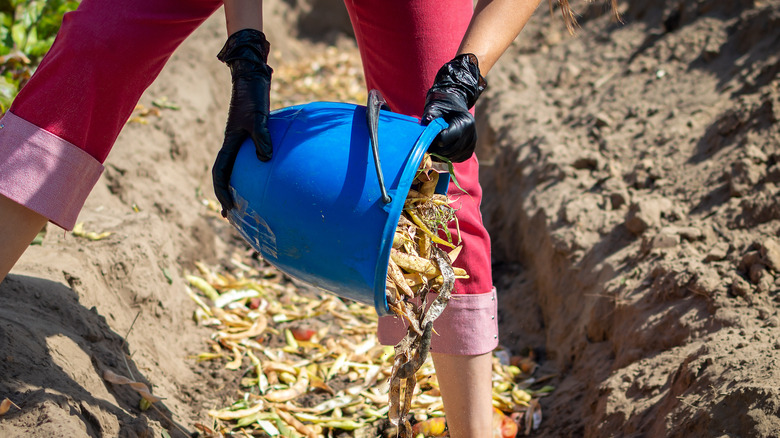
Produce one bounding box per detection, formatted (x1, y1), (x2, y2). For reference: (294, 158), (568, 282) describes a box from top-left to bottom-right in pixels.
(0, 0), (617, 436)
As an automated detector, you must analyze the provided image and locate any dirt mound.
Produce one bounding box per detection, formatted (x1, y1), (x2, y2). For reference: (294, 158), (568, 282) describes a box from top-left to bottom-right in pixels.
(480, 0), (780, 436)
(0, 12), (235, 437)
(1, 0), (779, 437)
(0, 2), (356, 436)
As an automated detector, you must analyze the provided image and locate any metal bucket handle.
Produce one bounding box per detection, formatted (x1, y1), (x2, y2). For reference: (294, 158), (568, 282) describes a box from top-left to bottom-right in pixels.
(366, 89), (393, 204)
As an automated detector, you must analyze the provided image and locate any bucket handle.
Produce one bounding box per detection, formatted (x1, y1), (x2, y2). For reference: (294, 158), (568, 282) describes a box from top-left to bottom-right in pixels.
(366, 89), (392, 204)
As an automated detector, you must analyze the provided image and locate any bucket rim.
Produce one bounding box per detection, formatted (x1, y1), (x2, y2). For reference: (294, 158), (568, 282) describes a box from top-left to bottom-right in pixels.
(271, 101), (425, 124)
(372, 116), (448, 316)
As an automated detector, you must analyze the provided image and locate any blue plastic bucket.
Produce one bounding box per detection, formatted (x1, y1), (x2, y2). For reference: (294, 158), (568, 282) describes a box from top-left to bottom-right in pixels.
(228, 101), (448, 315)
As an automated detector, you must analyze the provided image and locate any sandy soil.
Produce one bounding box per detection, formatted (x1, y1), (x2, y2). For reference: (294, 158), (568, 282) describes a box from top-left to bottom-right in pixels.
(1, 0), (779, 437)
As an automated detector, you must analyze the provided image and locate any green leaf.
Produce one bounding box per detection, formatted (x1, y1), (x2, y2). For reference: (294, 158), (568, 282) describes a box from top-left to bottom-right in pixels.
(0, 74), (19, 111)
(24, 26), (37, 52)
(36, 1), (75, 41)
(429, 153), (468, 194)
(533, 385), (555, 394)
(19, 2), (43, 29)
(161, 267), (173, 285)
(26, 35), (53, 58)
(152, 96), (180, 110)
(10, 22), (26, 49)
(138, 398), (152, 411)
(0, 12), (12, 29)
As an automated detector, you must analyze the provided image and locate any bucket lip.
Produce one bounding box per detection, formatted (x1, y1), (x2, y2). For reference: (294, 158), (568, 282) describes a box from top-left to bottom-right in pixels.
(275, 101), (424, 125)
(373, 116), (448, 316)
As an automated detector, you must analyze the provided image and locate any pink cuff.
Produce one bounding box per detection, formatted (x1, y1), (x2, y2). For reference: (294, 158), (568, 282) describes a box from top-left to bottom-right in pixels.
(377, 288), (498, 355)
(0, 111), (103, 230)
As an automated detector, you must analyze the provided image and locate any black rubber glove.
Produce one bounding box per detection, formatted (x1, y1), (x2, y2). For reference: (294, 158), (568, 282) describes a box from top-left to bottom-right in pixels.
(421, 53), (487, 163)
(212, 29), (273, 217)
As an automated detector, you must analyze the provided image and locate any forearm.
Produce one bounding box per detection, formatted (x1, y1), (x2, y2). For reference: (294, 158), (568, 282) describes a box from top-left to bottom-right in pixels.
(458, 0), (542, 75)
(223, 0), (263, 34)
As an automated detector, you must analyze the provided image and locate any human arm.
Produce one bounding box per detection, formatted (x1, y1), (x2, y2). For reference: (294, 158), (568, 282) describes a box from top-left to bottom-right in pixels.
(458, 0), (542, 75)
(223, 0), (263, 34)
(422, 0), (542, 162)
(213, 0), (272, 216)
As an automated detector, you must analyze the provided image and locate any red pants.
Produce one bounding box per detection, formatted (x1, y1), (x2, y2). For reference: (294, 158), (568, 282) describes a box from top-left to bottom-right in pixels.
(0, 0), (497, 354)
(344, 0), (497, 353)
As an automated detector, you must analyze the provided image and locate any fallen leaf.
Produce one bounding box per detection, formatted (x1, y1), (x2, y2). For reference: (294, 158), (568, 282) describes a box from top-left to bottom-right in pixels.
(0, 398), (19, 415)
(103, 370), (162, 403)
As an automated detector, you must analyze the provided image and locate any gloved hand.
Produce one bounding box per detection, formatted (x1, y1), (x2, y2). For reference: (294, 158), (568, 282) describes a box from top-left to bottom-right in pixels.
(421, 53), (487, 163)
(212, 28), (273, 217)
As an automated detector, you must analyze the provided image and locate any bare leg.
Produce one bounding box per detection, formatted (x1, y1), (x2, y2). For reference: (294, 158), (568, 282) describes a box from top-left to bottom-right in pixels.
(432, 351), (494, 437)
(0, 194), (47, 282)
